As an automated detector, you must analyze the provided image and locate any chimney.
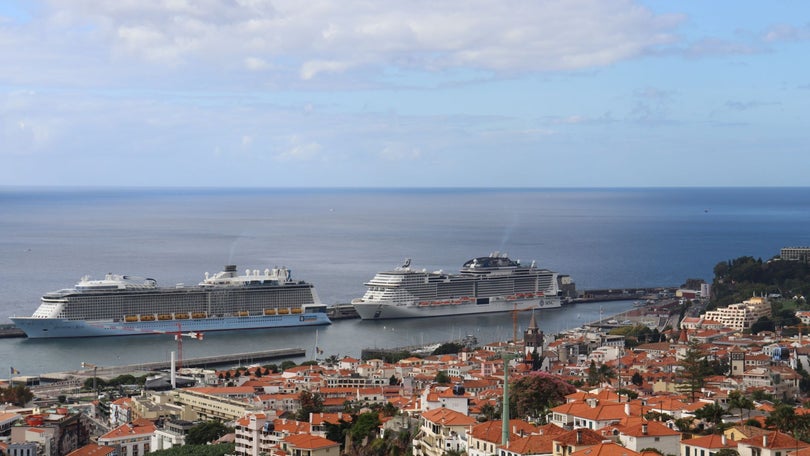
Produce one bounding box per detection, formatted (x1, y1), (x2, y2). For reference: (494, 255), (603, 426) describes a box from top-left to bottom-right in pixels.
(625, 402), (631, 416)
(642, 423), (648, 435)
(577, 429), (582, 444)
(722, 434), (727, 446)
(763, 434), (768, 447)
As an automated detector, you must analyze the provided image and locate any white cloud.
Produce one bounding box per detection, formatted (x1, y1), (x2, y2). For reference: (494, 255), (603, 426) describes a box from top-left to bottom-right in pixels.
(275, 136), (323, 162)
(7, 0), (684, 88)
(379, 143), (422, 161)
(244, 56), (269, 71)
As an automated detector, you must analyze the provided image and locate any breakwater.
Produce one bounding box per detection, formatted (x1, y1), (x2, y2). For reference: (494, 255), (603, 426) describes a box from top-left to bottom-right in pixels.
(22, 348), (307, 385)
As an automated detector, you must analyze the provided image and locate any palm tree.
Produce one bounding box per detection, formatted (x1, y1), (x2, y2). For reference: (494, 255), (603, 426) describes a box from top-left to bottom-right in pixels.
(766, 404), (797, 433)
(727, 390), (754, 421)
(694, 402), (729, 432)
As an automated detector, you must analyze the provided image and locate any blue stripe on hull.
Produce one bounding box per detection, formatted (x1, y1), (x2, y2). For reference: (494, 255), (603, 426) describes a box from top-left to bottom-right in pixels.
(10, 314), (331, 339)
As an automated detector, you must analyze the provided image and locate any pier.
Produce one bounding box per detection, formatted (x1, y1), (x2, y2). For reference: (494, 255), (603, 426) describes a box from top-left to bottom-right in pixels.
(0, 324), (25, 338)
(571, 286), (677, 303)
(26, 348), (307, 385)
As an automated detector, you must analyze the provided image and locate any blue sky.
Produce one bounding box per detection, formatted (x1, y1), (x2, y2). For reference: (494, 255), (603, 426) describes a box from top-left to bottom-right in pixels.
(1, 0), (808, 187)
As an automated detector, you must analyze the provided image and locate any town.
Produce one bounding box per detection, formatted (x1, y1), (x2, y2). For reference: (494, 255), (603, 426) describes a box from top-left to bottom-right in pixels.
(2, 250), (810, 456)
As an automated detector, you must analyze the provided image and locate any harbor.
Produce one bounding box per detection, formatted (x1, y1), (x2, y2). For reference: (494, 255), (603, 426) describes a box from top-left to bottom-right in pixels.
(1, 299), (639, 377)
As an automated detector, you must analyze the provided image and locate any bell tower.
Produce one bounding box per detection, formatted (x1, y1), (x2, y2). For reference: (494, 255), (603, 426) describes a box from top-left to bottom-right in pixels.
(524, 311), (544, 369)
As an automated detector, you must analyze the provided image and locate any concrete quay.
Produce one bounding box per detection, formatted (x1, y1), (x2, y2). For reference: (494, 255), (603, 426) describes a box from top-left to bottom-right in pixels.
(34, 348), (306, 384)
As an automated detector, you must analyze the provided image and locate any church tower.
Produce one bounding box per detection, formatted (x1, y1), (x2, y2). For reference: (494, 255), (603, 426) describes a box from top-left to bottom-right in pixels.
(730, 348), (746, 376)
(524, 311), (544, 369)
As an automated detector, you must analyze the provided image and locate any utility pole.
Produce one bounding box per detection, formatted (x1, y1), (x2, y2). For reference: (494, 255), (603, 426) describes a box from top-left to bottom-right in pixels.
(501, 352), (518, 446)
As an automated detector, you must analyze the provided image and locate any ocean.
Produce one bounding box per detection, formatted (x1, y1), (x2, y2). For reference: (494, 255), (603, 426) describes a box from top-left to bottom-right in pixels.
(1, 187), (809, 376)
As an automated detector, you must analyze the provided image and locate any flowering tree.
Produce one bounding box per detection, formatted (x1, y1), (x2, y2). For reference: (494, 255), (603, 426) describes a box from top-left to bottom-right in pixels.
(510, 371), (576, 420)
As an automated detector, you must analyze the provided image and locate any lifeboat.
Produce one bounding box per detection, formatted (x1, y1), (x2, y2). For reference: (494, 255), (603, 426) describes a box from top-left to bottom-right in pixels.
(264, 308), (277, 316)
(174, 313), (190, 319)
(419, 301), (429, 306)
(124, 315), (138, 322)
(277, 308), (290, 315)
(139, 314), (155, 321)
(191, 312), (207, 319)
(237, 311), (249, 317)
(157, 314), (173, 321)
(291, 308), (303, 314)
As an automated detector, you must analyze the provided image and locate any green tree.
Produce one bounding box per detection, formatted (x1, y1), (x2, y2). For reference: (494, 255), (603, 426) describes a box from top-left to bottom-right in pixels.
(510, 371), (576, 420)
(325, 418), (353, 449)
(727, 390), (754, 421)
(479, 402), (499, 421)
(280, 360), (297, 371)
(694, 403), (728, 431)
(715, 449), (740, 456)
(674, 417), (695, 432)
(431, 342), (463, 355)
(149, 443), (235, 456)
(766, 404), (794, 433)
(631, 372), (644, 386)
(350, 412), (381, 444)
(677, 340), (711, 402)
(434, 371), (451, 385)
(750, 316), (775, 334)
(296, 390), (324, 421)
(640, 449), (663, 456)
(186, 421), (232, 445)
(0, 384), (34, 406)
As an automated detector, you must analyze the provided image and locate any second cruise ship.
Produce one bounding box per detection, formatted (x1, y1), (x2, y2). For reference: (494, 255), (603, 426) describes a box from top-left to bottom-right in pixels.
(351, 253), (564, 320)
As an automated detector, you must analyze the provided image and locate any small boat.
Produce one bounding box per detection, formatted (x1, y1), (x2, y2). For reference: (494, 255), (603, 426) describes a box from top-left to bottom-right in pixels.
(139, 314), (155, 321)
(277, 308), (290, 315)
(191, 312), (207, 319)
(237, 311), (249, 317)
(264, 308), (277, 316)
(124, 315), (138, 322)
(174, 313), (190, 319)
(157, 314), (173, 321)
(291, 308), (303, 314)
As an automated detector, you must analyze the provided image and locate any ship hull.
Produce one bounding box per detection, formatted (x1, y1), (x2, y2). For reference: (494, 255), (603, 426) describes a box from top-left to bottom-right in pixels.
(352, 296), (561, 320)
(11, 313), (330, 339)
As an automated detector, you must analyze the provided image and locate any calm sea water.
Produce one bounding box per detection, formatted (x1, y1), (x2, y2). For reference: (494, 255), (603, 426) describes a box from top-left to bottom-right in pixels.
(1, 187), (809, 376)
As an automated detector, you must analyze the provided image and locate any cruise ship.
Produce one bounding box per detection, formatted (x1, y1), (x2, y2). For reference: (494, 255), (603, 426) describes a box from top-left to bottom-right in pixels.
(351, 253), (564, 320)
(11, 265), (331, 339)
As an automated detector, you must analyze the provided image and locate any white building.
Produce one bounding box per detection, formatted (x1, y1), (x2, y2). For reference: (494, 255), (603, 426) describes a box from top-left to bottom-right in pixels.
(97, 418), (156, 456)
(700, 297), (771, 331)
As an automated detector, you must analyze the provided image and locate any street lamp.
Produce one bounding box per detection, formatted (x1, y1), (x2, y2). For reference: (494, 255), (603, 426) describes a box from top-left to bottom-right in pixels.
(81, 362), (98, 394)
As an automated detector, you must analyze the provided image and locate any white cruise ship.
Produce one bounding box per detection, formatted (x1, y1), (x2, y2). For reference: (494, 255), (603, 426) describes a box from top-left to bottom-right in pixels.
(351, 253), (564, 320)
(11, 265), (330, 339)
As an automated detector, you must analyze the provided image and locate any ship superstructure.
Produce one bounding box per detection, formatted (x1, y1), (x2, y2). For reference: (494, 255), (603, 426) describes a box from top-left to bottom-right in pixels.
(11, 265), (330, 338)
(351, 253), (563, 319)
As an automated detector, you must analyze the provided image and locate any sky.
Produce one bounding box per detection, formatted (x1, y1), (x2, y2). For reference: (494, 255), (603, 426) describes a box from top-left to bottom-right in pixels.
(1, 1), (808, 188)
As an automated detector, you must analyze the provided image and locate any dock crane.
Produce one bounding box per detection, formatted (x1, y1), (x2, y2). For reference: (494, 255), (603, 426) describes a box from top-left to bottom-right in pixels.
(512, 304), (535, 344)
(171, 323), (204, 369)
